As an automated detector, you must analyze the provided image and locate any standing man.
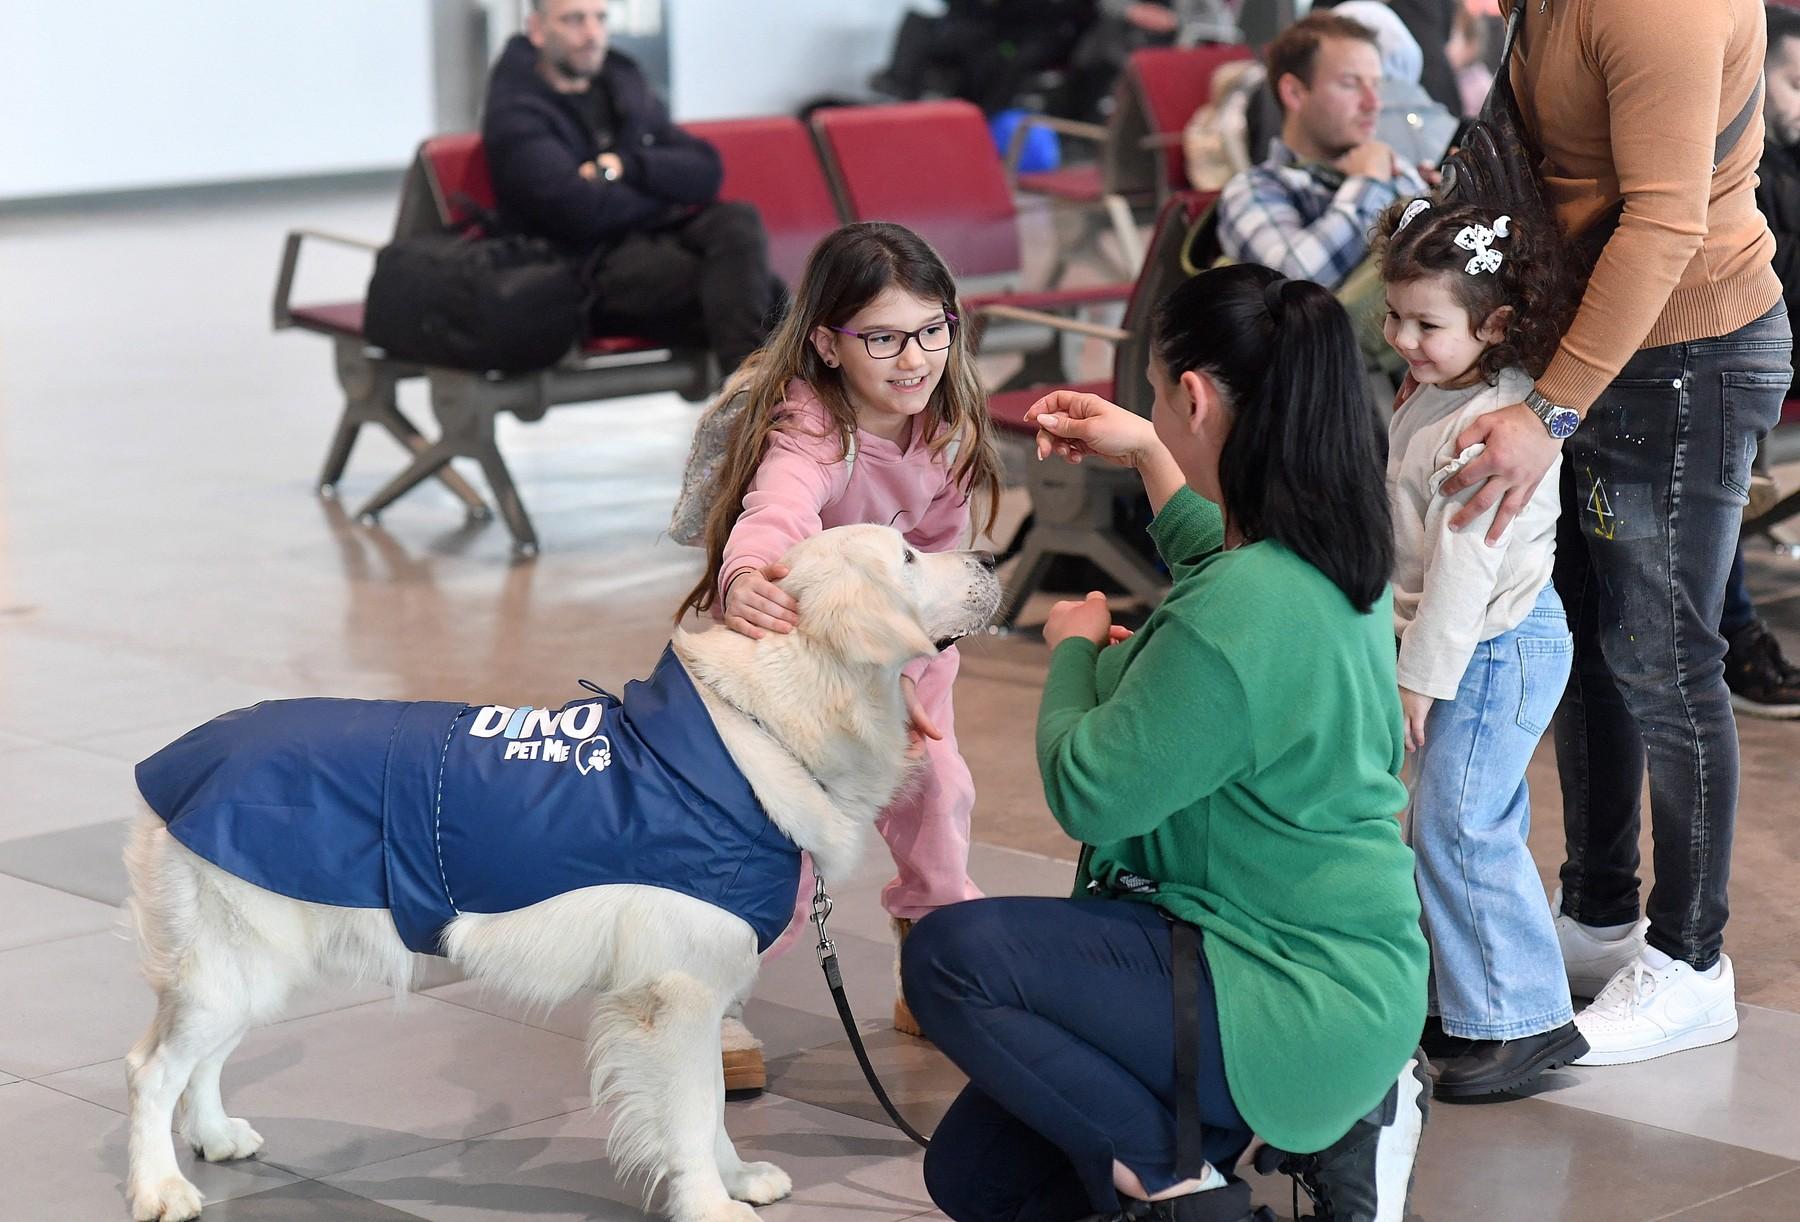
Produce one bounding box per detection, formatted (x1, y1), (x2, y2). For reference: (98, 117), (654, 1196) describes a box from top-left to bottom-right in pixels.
(483, 0), (778, 374)
(1721, 2), (1800, 721)
(1216, 12), (1426, 290)
(1441, 0), (1792, 1066)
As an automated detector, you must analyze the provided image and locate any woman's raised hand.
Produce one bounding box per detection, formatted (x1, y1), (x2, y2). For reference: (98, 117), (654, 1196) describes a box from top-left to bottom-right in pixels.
(1025, 390), (1160, 469)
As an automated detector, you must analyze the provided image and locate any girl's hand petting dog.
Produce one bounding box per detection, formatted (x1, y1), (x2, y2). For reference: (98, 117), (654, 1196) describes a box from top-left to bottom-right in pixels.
(724, 563), (798, 639)
(901, 674), (943, 760)
(1044, 590), (1115, 650)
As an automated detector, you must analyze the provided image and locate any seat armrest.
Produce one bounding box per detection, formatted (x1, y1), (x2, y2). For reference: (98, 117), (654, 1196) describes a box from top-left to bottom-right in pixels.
(972, 302), (1129, 343)
(273, 228), (383, 330)
(1005, 113), (1110, 180)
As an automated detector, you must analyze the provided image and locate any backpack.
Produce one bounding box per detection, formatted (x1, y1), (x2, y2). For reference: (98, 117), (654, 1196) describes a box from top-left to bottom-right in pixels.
(363, 231), (588, 374)
(667, 386), (858, 547)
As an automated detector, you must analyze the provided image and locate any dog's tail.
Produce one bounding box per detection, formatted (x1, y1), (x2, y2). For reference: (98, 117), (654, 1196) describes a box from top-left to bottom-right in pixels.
(121, 813), (201, 994)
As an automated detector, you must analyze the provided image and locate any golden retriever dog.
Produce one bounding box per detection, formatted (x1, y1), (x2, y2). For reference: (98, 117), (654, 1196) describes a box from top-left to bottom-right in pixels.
(121, 524), (1000, 1222)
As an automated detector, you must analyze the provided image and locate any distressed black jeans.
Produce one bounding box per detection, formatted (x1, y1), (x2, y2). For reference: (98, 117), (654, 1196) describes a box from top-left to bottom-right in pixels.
(1553, 302), (1791, 970)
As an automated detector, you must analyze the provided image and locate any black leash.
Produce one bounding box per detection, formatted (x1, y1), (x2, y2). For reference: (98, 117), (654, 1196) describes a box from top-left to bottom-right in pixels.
(810, 875), (932, 1149)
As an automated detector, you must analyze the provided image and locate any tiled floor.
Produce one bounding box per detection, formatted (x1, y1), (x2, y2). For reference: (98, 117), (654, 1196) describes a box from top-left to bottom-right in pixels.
(2, 184), (1798, 1222)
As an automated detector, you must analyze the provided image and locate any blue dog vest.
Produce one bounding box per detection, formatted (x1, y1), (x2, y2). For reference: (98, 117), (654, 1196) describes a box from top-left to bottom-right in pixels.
(136, 646), (801, 954)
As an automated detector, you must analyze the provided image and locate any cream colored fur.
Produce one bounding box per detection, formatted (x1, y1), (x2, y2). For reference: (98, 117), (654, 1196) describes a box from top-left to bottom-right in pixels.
(121, 525), (1000, 1222)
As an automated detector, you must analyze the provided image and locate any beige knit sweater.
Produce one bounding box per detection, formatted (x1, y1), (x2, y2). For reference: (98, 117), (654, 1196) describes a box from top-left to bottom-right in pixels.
(1504, 0), (1782, 412)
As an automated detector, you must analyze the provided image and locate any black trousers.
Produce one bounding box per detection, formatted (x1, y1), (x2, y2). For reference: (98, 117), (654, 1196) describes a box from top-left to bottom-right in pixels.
(587, 200), (779, 373)
(902, 897), (1252, 1221)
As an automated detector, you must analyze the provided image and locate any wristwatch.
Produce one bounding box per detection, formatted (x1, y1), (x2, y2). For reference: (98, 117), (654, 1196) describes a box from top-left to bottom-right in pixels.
(1524, 388), (1581, 439)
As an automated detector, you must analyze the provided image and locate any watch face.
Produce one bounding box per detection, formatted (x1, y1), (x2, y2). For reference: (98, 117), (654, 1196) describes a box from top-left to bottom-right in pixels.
(1548, 409), (1579, 439)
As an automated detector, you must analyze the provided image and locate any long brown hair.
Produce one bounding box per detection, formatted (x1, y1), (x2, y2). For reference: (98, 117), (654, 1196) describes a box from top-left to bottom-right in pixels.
(675, 222), (1002, 621)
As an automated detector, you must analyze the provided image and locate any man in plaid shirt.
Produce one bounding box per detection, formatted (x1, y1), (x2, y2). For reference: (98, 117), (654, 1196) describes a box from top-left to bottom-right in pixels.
(1218, 11), (1427, 289)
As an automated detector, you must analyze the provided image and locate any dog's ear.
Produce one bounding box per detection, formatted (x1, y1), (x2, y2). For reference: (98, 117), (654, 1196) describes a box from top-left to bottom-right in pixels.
(795, 556), (936, 667)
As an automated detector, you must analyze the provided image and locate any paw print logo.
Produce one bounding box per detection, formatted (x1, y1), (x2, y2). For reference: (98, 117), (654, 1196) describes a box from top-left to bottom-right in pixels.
(574, 735), (613, 776)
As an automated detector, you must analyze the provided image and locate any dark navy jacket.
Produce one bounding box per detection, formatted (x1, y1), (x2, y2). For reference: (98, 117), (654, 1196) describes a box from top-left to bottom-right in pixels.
(481, 35), (722, 252)
(136, 647), (800, 955)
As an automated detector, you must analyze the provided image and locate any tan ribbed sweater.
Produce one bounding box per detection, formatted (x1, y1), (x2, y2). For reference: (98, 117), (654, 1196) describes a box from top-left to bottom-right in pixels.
(1504, 0), (1782, 412)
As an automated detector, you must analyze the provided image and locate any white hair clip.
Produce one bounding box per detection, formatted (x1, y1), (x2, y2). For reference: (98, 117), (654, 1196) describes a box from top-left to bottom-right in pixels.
(1454, 214), (1512, 275)
(1396, 198), (1432, 232)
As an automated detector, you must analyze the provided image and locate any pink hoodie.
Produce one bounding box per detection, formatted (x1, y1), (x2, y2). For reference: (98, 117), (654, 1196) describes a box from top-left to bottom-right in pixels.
(719, 379), (971, 599)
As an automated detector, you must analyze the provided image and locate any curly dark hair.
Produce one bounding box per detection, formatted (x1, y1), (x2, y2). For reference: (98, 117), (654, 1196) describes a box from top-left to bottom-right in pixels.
(1371, 196), (1577, 381)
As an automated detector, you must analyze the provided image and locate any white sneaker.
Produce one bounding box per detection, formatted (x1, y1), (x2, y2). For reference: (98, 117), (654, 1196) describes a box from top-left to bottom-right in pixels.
(1572, 953), (1739, 1066)
(1552, 887), (1649, 997)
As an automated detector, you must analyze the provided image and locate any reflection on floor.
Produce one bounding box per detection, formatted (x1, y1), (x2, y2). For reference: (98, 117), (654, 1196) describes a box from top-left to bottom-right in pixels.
(2, 185), (1798, 1220)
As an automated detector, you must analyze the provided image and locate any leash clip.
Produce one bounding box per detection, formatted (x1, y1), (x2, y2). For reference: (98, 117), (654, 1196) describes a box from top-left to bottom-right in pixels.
(810, 874), (836, 966)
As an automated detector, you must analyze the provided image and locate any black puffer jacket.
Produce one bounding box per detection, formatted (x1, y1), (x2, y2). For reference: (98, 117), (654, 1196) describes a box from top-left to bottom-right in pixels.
(481, 36), (722, 252)
(1756, 140), (1800, 319)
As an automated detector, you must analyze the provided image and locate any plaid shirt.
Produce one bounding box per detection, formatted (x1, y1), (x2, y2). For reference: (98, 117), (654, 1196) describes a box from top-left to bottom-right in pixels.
(1217, 140), (1425, 289)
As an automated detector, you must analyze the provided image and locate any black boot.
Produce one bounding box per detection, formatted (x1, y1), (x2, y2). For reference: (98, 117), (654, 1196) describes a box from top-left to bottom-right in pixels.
(1253, 1050), (1430, 1221)
(1077, 1176), (1274, 1221)
(1724, 618), (1800, 719)
(1432, 1021), (1588, 1100)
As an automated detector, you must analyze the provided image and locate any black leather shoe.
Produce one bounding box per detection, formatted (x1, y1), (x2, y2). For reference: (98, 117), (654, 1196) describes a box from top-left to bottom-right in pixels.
(1419, 1016), (1472, 1064)
(1432, 1021), (1589, 1100)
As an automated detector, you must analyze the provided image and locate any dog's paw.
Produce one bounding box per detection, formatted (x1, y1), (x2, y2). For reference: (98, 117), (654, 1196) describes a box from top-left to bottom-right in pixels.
(680, 1200), (760, 1222)
(723, 1159), (791, 1205)
(188, 1117), (264, 1162)
(128, 1175), (205, 1221)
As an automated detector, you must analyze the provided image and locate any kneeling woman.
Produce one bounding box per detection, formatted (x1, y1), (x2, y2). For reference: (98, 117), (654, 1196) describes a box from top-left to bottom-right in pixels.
(902, 265), (1430, 1222)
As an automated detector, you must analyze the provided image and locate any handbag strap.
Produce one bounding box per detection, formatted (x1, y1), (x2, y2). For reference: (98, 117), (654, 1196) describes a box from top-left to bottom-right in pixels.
(1495, 3), (1763, 170)
(1171, 918), (1207, 1180)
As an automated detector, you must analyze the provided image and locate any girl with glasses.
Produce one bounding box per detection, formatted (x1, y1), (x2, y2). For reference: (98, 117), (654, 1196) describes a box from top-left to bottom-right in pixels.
(677, 220), (1005, 1046)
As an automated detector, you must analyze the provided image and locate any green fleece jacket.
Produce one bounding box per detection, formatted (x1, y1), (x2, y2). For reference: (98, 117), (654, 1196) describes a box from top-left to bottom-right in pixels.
(1038, 487), (1428, 1155)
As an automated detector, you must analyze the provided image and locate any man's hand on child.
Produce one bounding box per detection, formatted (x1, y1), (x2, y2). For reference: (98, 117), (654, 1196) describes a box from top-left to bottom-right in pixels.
(900, 674), (944, 760)
(1399, 686), (1434, 752)
(1044, 591), (1115, 649)
(1440, 402), (1563, 544)
(723, 563), (798, 639)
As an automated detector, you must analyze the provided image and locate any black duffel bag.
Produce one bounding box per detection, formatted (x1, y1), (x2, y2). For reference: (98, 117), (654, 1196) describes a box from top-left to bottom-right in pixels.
(363, 232), (588, 374)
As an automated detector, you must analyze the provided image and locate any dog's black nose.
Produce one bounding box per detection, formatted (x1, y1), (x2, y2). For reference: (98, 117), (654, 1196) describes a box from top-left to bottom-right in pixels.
(973, 550), (996, 571)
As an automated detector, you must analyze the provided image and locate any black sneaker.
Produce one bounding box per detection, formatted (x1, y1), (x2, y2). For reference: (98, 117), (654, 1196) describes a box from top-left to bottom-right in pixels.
(1077, 1178), (1275, 1221)
(1724, 619), (1800, 720)
(1253, 1050), (1430, 1221)
(1431, 1021), (1588, 1100)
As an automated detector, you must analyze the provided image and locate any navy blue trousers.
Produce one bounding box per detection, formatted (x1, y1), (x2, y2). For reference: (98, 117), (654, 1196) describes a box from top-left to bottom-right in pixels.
(901, 897), (1253, 1222)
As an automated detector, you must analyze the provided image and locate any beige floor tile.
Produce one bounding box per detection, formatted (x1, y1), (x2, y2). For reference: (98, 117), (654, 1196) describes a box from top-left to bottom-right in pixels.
(0, 739), (141, 839)
(0, 929), (423, 1080)
(0, 872), (120, 951)
(1244, 1095), (1800, 1221)
(324, 1090), (932, 1222)
(44, 995), (591, 1179)
(0, 1079), (303, 1220)
(1652, 1166), (1800, 1221)
(1538, 1003), (1800, 1161)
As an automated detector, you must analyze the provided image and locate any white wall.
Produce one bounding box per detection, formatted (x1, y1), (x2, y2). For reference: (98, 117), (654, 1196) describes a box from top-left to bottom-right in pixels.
(0, 1), (435, 201)
(667, 0), (910, 121)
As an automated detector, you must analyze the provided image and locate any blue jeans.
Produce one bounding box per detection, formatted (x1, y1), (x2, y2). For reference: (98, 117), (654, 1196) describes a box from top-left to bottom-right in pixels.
(1410, 583), (1574, 1040)
(1553, 303), (1792, 969)
(901, 898), (1252, 1222)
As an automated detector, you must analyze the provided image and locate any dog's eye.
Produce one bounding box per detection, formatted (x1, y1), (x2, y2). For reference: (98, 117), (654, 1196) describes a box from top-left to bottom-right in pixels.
(903, 549), (916, 564)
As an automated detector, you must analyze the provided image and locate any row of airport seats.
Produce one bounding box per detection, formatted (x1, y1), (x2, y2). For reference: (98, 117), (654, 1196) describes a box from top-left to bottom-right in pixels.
(270, 44), (1265, 619)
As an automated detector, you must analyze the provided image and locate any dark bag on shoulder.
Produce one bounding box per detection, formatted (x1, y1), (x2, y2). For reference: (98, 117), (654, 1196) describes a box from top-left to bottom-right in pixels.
(1442, 4), (1765, 279)
(1437, 7), (1551, 230)
(363, 231), (587, 374)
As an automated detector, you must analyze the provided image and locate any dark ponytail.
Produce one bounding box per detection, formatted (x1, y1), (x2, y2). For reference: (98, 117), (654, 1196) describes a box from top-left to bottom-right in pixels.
(1153, 264), (1393, 613)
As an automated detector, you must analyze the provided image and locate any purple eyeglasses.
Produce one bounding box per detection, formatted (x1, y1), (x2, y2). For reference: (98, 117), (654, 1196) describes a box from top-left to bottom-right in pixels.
(827, 312), (958, 359)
